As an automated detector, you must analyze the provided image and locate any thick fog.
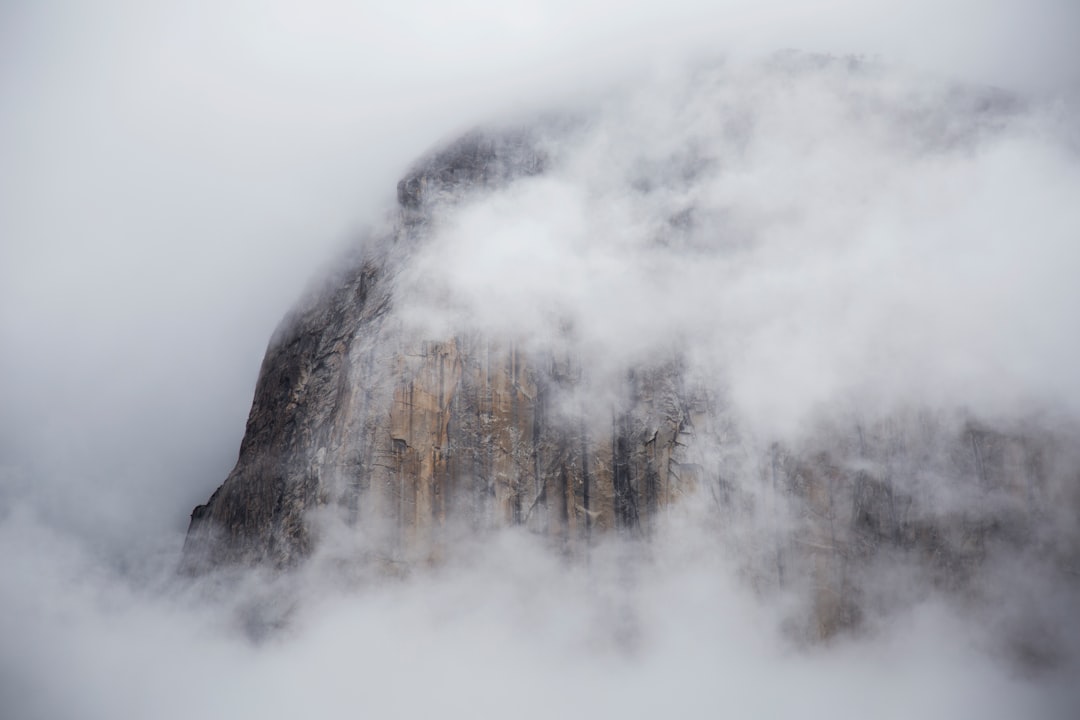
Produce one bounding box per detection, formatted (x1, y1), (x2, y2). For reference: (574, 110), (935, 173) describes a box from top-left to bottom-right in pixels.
(398, 60), (1080, 437)
(2, 1), (1079, 718)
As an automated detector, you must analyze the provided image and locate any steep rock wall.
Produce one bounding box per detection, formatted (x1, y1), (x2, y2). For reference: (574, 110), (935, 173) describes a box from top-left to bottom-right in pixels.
(181, 123), (1078, 651)
(182, 130), (707, 571)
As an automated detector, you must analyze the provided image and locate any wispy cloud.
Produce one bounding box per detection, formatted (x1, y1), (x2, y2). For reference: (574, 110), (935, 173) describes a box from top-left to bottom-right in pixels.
(1, 2), (1078, 718)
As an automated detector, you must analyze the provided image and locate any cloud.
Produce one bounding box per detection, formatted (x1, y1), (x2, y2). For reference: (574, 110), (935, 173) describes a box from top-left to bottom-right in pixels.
(1, 1), (1079, 718)
(2, 506), (1078, 720)
(399, 58), (1080, 437)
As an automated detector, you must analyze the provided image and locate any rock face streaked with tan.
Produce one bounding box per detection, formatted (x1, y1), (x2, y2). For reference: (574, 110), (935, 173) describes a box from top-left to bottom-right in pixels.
(181, 130), (708, 569)
(182, 62), (1079, 652)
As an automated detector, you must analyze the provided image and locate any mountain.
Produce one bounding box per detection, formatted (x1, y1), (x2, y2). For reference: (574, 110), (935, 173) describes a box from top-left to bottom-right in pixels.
(181, 56), (1079, 653)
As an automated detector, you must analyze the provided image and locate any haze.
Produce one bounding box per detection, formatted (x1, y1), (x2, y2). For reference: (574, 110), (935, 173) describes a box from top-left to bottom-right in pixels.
(2, 1), (1079, 718)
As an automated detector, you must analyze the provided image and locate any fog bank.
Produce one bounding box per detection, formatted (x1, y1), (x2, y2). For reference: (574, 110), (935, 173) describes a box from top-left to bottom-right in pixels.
(2, 1), (1079, 718)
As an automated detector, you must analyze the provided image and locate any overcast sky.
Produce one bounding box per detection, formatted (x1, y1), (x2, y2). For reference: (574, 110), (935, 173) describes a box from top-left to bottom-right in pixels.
(2, 1), (1079, 718)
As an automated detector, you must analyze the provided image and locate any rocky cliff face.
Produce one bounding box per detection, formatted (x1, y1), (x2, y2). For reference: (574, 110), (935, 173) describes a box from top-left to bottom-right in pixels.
(182, 138), (713, 568)
(182, 61), (1079, 649)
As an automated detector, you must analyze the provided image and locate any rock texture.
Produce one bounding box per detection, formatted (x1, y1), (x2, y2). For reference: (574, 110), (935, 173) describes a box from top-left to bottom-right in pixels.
(182, 78), (1079, 649)
(183, 128), (745, 573)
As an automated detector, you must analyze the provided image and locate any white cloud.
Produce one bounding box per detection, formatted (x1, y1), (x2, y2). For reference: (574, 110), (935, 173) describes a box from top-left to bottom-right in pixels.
(2, 1), (1079, 717)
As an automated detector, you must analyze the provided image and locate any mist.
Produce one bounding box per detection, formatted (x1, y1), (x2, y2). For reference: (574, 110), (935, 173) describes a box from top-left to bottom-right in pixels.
(2, 1), (1079, 718)
(398, 59), (1080, 435)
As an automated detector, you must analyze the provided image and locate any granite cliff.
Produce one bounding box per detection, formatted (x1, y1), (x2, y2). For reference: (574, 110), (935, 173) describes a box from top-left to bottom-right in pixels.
(182, 60), (1079, 649)
(183, 129), (710, 570)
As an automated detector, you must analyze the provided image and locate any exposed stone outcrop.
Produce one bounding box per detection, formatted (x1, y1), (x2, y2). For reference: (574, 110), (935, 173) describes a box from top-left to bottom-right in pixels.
(183, 129), (711, 571)
(182, 87), (1078, 655)
(751, 417), (1076, 642)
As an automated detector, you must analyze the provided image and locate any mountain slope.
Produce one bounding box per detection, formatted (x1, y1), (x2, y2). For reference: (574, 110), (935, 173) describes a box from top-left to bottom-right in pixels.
(182, 57), (1080, 651)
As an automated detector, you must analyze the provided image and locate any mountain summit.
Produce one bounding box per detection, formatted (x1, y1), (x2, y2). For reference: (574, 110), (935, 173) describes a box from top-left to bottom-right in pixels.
(182, 57), (1079, 652)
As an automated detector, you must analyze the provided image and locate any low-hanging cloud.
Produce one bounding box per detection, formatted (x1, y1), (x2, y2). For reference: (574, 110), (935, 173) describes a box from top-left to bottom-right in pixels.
(2, 1), (1079, 718)
(399, 59), (1080, 439)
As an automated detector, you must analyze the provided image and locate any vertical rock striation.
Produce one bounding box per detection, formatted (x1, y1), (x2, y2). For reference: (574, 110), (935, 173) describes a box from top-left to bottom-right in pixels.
(183, 129), (713, 571)
(182, 64), (1079, 654)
